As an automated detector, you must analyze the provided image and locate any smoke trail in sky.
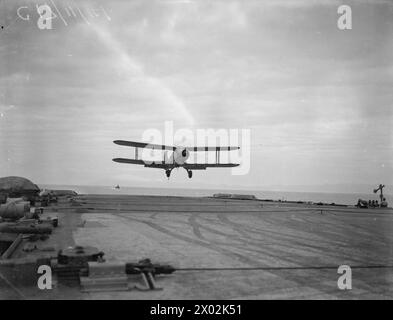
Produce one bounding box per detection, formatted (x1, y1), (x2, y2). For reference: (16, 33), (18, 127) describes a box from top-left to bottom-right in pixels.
(90, 22), (195, 126)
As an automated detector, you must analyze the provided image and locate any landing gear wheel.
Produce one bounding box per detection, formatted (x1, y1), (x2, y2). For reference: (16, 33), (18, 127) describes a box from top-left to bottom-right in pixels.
(188, 170), (193, 179)
(166, 170), (171, 178)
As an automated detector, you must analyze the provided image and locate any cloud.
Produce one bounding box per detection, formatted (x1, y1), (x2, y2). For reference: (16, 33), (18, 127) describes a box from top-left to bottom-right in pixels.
(0, 0), (392, 188)
(89, 21), (195, 126)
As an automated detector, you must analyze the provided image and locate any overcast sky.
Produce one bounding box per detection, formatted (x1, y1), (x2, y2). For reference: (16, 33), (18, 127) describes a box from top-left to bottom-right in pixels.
(0, 0), (392, 193)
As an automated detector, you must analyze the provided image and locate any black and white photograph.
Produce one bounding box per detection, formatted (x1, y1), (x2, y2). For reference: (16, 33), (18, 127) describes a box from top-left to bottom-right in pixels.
(0, 0), (392, 306)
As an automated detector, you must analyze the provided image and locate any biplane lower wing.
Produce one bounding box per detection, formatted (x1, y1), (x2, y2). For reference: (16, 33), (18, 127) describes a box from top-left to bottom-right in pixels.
(113, 158), (239, 170)
(112, 158), (168, 169)
(182, 163), (240, 170)
(185, 146), (240, 151)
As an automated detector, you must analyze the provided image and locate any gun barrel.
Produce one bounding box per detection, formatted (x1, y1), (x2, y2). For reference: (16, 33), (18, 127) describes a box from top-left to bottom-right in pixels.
(125, 263), (175, 275)
(0, 223), (52, 234)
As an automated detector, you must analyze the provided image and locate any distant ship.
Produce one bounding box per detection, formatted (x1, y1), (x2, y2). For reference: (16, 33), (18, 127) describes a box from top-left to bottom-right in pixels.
(114, 184), (120, 189)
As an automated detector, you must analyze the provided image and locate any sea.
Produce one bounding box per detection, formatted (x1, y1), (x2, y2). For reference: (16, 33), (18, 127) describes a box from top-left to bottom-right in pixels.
(39, 184), (392, 206)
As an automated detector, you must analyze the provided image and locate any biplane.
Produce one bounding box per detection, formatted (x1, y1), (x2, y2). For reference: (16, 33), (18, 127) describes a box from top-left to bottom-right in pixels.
(112, 140), (240, 179)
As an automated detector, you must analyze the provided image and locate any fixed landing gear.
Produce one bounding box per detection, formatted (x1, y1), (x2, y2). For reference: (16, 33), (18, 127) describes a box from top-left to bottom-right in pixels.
(165, 170), (171, 179)
(165, 168), (193, 179)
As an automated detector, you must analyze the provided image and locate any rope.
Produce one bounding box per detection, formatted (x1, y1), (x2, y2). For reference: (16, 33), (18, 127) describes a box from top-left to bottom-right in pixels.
(176, 265), (393, 271)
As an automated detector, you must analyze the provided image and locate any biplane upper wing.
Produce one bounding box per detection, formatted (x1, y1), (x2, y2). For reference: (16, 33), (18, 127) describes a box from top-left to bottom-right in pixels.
(112, 158), (168, 169)
(113, 140), (176, 151)
(114, 140), (239, 152)
(185, 146), (240, 151)
(183, 163), (240, 170)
